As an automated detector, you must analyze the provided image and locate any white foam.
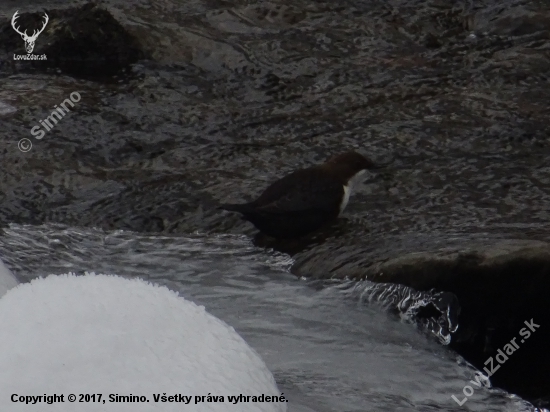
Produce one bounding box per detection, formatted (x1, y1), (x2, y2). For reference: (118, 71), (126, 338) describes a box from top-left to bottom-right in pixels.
(0, 258), (18, 297)
(0, 273), (287, 412)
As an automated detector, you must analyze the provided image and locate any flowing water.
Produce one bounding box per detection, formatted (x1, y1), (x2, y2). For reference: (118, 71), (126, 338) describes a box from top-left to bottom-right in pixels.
(0, 224), (542, 412)
(1, 0), (550, 408)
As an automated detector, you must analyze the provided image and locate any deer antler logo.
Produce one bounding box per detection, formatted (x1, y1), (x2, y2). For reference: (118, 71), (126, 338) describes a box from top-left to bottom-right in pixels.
(11, 10), (49, 54)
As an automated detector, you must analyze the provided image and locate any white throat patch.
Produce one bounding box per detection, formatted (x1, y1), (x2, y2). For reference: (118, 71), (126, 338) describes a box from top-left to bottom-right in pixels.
(339, 169), (366, 215)
(340, 185), (351, 214)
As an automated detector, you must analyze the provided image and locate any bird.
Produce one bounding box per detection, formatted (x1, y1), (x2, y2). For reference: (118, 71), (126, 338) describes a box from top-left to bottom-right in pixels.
(219, 151), (376, 239)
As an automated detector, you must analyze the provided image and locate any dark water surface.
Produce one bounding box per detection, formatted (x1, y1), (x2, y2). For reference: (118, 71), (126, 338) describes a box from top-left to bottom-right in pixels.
(1, 0), (549, 240)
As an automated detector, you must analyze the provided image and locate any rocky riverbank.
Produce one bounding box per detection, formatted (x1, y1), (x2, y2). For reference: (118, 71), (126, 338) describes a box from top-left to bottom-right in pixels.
(1, 0), (549, 406)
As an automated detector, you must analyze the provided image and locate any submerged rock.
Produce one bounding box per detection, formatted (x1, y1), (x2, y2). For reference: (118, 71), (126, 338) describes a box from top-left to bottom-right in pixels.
(321, 239), (550, 404)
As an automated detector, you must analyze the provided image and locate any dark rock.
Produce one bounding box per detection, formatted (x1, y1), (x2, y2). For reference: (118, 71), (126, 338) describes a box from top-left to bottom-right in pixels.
(293, 239), (550, 404)
(1, 0), (550, 406)
(0, 3), (148, 77)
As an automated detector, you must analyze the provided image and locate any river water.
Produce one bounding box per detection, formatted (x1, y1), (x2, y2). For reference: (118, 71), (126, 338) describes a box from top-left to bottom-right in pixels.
(0, 224), (541, 412)
(1, 0), (549, 407)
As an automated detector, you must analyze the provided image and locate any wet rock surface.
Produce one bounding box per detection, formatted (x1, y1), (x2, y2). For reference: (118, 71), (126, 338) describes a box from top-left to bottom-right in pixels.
(1, 0), (550, 406)
(0, 3), (146, 77)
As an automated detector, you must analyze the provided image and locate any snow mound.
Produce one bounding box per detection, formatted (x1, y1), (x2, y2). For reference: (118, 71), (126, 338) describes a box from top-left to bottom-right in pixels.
(0, 273), (287, 412)
(0, 258), (18, 298)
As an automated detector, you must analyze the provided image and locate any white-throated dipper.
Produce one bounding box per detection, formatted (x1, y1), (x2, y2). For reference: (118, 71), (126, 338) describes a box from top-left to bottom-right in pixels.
(220, 151), (375, 239)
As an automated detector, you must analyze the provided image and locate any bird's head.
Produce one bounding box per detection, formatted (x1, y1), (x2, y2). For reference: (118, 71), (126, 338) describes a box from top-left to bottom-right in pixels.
(323, 151), (377, 184)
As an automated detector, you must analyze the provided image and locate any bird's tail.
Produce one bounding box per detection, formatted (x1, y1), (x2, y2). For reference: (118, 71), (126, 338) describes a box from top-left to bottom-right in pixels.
(219, 203), (254, 214)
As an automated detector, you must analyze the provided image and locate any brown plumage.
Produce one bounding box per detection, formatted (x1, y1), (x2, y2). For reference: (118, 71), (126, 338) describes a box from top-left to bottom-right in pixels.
(220, 152), (375, 239)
